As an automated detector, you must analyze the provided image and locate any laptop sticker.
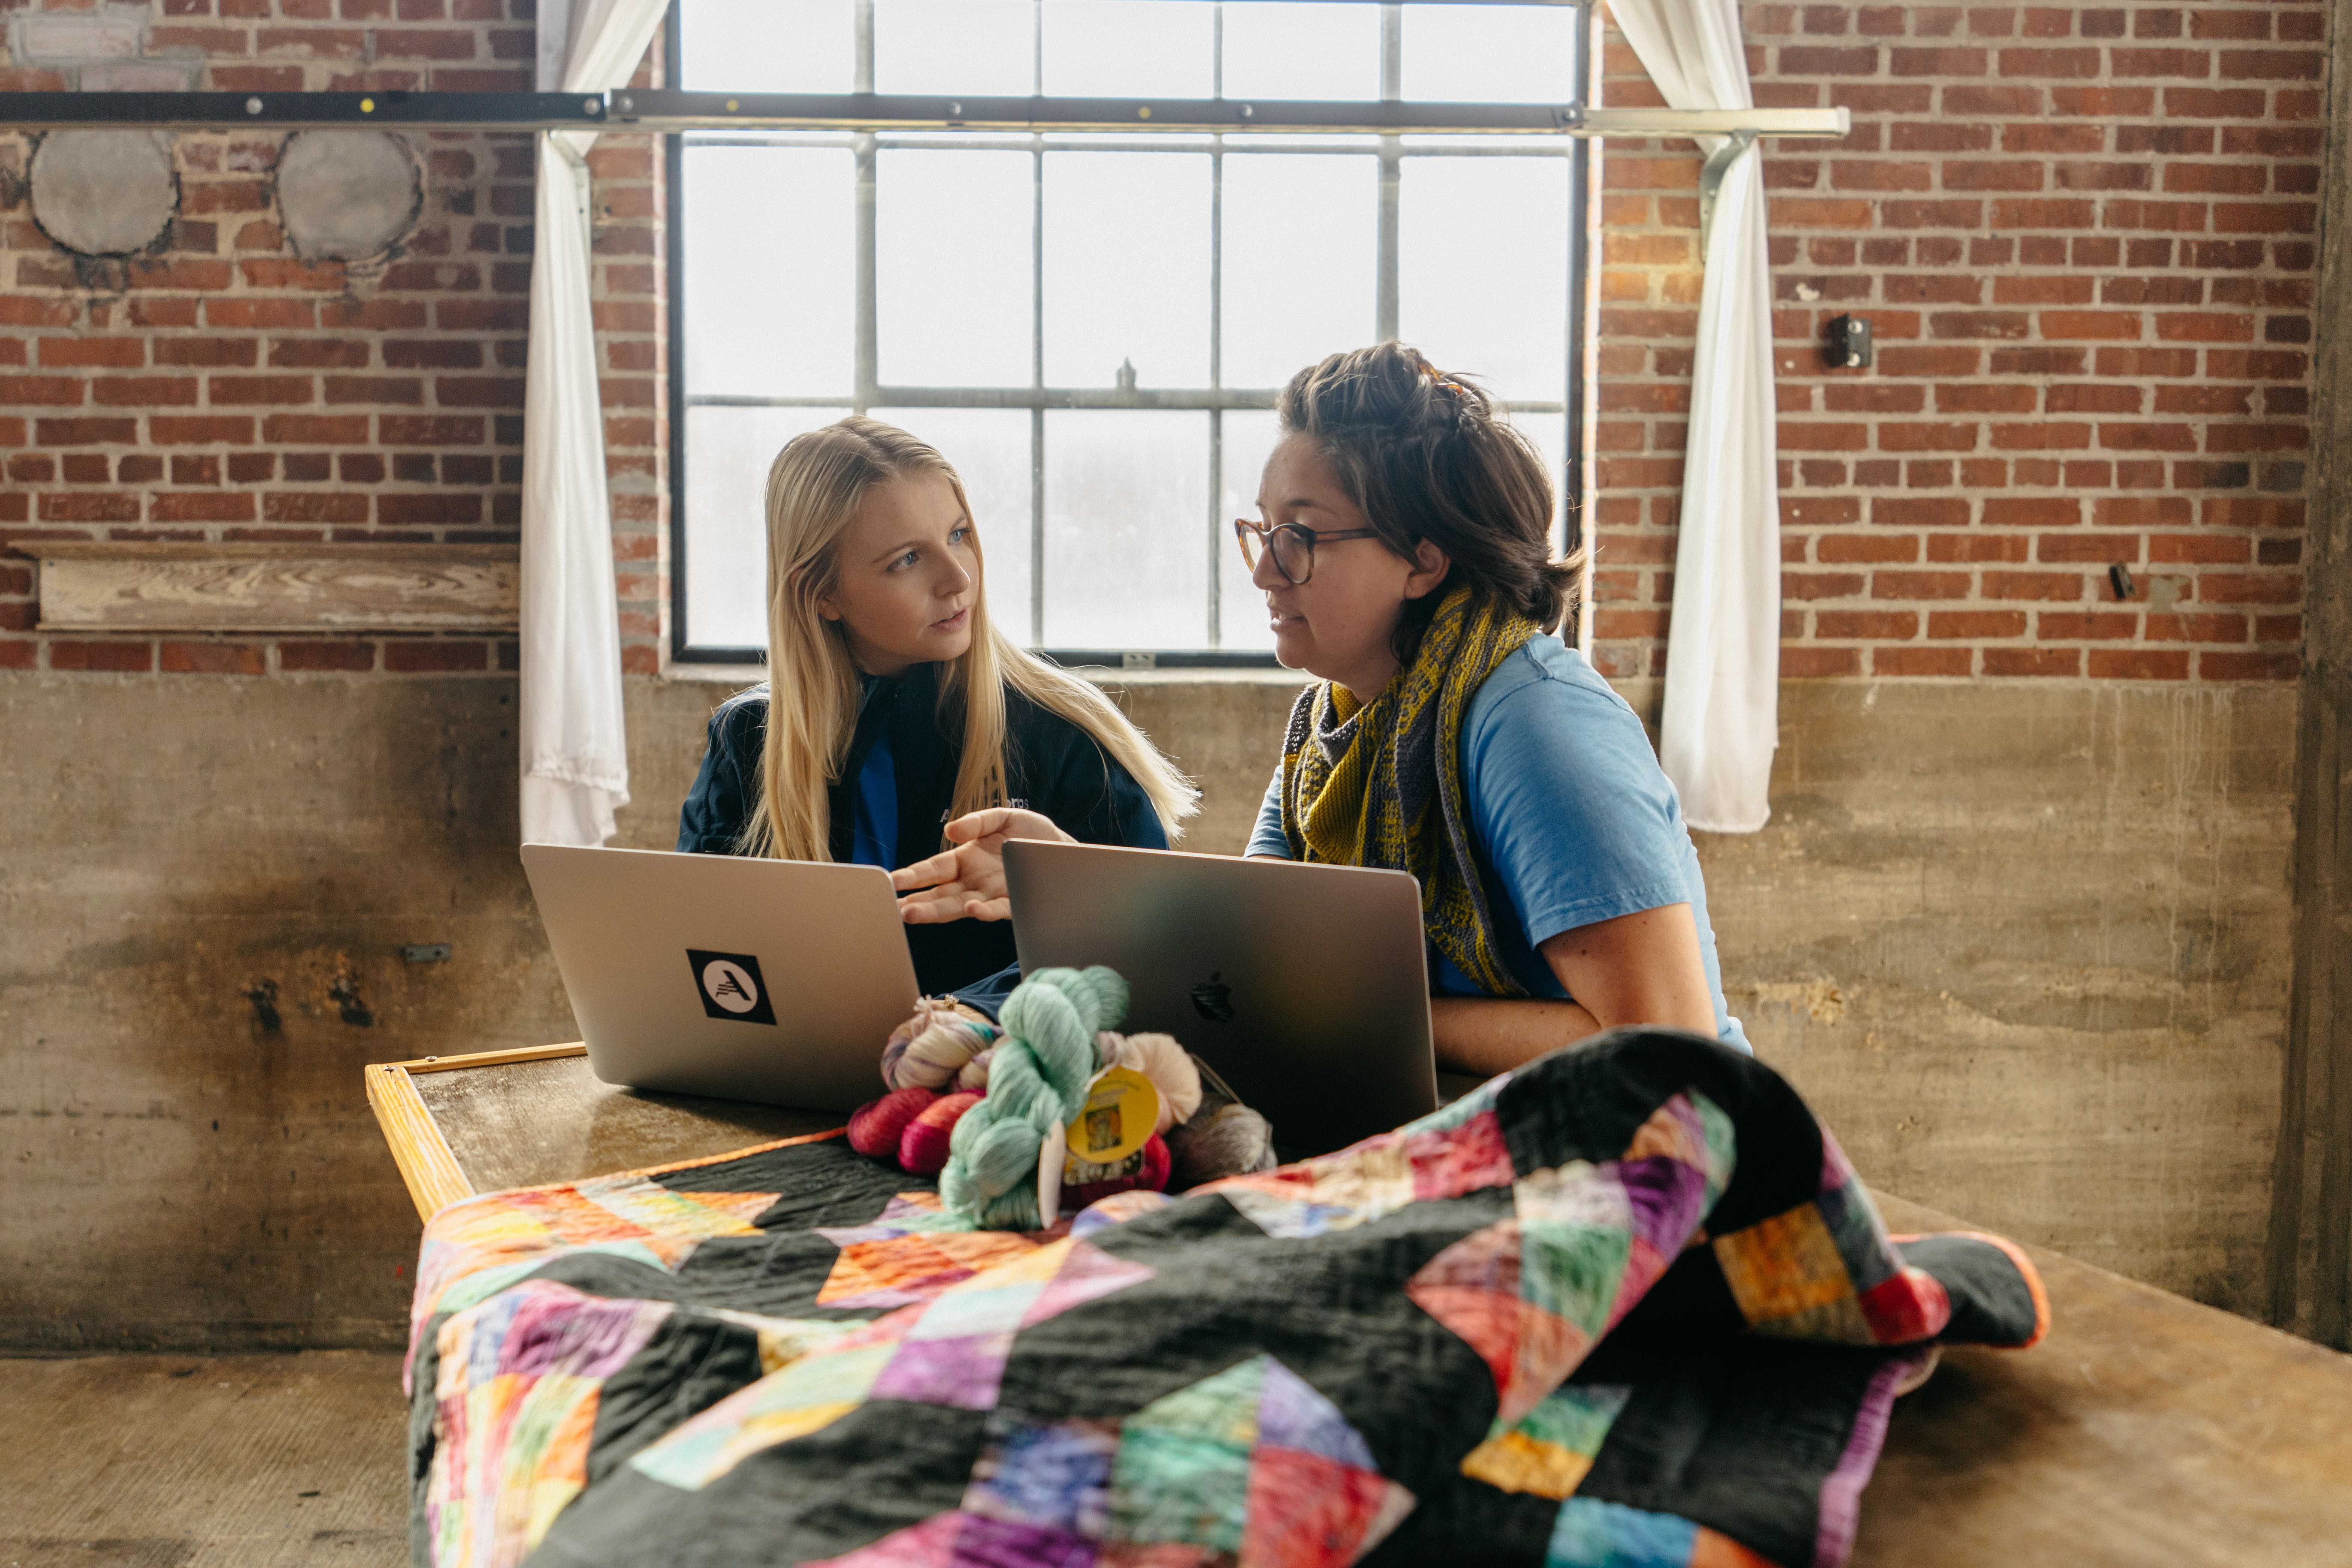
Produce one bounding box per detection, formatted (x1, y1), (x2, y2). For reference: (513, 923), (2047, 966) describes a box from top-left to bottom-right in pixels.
(687, 949), (778, 1026)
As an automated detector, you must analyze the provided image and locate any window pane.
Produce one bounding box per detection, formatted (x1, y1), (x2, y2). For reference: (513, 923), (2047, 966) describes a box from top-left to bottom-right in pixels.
(1220, 3), (1381, 102)
(683, 406), (849, 650)
(1043, 153), (1211, 388)
(1218, 409), (1282, 651)
(875, 0), (1034, 95)
(1043, 411), (1207, 648)
(683, 145), (855, 398)
(1399, 157), (1568, 403)
(1402, 3), (1579, 103)
(868, 407), (1037, 646)
(678, 0), (853, 93)
(1220, 153), (1377, 391)
(1041, 0), (1213, 98)
(877, 150), (1034, 388)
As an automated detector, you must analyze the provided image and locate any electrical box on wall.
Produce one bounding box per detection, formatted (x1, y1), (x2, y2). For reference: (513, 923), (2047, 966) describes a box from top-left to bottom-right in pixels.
(1824, 314), (1872, 369)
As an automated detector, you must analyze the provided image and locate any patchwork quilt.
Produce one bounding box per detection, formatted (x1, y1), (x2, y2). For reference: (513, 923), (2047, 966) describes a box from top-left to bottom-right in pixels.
(404, 1028), (2048, 1568)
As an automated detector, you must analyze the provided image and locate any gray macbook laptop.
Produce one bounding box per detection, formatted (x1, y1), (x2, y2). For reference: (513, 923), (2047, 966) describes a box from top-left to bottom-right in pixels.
(1003, 839), (1439, 1156)
(520, 843), (920, 1110)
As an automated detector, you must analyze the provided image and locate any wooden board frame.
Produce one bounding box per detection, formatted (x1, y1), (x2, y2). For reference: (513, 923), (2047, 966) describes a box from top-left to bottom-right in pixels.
(365, 1042), (588, 1221)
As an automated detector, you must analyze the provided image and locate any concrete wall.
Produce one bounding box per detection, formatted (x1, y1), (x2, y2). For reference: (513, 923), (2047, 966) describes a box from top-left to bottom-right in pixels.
(1684, 681), (2296, 1313)
(0, 668), (2294, 1350)
(1, 675), (572, 1350)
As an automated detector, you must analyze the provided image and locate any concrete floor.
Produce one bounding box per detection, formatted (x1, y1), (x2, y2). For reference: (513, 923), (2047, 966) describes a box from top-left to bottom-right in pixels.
(0, 1353), (407, 1568)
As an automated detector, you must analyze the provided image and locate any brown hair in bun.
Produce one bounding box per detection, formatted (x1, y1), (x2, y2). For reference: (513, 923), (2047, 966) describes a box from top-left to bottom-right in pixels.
(1276, 342), (1581, 660)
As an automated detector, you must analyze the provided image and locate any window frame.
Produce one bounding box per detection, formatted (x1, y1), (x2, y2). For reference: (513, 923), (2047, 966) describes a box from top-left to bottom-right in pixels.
(664, 0), (1594, 669)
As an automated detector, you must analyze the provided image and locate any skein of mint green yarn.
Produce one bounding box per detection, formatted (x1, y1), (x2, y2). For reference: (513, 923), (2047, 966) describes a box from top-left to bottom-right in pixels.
(937, 966), (1128, 1230)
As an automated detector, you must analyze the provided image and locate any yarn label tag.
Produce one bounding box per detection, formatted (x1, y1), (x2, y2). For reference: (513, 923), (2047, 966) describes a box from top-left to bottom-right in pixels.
(1064, 1066), (1159, 1169)
(1036, 1117), (1065, 1229)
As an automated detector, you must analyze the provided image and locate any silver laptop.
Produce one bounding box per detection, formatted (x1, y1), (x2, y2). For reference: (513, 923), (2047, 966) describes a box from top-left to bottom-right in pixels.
(1003, 839), (1438, 1156)
(521, 844), (919, 1110)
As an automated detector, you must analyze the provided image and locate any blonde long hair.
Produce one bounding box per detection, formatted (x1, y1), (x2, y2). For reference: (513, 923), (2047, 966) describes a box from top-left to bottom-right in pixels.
(738, 416), (1198, 862)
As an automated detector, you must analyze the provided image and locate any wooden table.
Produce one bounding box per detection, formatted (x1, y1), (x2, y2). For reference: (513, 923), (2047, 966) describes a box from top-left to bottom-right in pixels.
(368, 1045), (2352, 1567)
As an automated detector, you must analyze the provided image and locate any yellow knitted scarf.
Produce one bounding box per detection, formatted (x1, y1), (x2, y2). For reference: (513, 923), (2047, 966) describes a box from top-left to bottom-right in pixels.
(1277, 585), (1542, 997)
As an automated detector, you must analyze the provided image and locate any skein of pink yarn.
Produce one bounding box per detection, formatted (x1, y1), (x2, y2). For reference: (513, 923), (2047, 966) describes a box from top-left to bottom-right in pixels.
(847, 1085), (936, 1158)
(898, 1091), (981, 1176)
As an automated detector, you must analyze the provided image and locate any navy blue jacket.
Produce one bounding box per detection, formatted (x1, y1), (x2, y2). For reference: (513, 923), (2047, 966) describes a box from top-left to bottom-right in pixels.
(678, 661), (1168, 995)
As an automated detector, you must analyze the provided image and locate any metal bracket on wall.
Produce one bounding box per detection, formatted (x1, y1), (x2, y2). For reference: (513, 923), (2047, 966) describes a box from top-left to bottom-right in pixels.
(1697, 129), (1758, 253)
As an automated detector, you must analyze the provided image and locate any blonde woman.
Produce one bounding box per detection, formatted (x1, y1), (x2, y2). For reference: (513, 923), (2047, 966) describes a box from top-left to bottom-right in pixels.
(678, 416), (1195, 997)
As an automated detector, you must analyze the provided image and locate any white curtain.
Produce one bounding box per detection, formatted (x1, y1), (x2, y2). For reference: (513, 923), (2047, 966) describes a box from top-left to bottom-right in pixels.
(1609, 0), (1781, 832)
(518, 0), (667, 845)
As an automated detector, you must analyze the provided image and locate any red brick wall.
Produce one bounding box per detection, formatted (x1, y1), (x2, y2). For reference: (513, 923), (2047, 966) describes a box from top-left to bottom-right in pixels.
(4, 3), (2315, 687)
(0, 0), (666, 676)
(1590, 0), (2316, 683)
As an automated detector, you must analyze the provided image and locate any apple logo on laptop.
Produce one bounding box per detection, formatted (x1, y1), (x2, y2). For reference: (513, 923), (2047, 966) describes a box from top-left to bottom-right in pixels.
(1190, 971), (1235, 1024)
(687, 949), (777, 1026)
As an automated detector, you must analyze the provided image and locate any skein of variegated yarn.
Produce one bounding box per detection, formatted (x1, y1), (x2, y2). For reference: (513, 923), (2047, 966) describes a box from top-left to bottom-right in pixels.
(880, 1000), (999, 1092)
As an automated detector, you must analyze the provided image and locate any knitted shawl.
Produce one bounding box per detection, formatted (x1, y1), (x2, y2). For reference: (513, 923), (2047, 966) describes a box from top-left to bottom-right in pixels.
(1277, 584), (1540, 997)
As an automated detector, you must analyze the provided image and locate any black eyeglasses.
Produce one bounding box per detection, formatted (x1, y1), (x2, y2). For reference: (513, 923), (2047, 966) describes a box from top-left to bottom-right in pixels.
(1233, 518), (1380, 586)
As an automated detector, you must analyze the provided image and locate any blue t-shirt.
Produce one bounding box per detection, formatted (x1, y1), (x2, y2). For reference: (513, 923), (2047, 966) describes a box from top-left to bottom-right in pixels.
(1246, 635), (1749, 1053)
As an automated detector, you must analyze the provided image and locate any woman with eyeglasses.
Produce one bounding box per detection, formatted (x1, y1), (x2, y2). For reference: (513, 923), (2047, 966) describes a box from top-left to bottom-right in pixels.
(677, 416), (1196, 999)
(1236, 342), (1748, 1074)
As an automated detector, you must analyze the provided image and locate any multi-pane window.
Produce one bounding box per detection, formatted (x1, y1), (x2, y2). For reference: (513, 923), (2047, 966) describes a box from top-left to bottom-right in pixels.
(669, 0), (1588, 662)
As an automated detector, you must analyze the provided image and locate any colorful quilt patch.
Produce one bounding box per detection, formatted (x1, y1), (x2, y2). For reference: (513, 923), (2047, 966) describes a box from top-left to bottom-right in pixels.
(806, 1355), (1412, 1568)
(1071, 1189), (1174, 1237)
(1110, 1356), (1412, 1564)
(409, 1176), (779, 1373)
(1460, 1384), (1634, 1500)
(1206, 1101), (1516, 1241)
(633, 1238), (1157, 1493)
(1709, 1125), (1951, 1346)
(817, 1193), (1045, 1308)
(1712, 1204), (1873, 1340)
(629, 1324), (901, 1492)
(426, 1280), (676, 1568)
(1409, 1095), (1734, 1426)
(1544, 1497), (1781, 1568)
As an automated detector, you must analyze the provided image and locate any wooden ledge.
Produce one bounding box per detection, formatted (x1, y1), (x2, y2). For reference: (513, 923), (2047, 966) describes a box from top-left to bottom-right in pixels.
(28, 541), (520, 633)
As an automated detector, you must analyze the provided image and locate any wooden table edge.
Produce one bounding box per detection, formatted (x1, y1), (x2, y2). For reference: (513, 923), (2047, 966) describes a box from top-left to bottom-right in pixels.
(365, 1042), (590, 1222)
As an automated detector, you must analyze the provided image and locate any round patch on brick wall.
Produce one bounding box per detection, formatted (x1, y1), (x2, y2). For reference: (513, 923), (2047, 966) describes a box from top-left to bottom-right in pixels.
(276, 130), (423, 262)
(29, 130), (179, 257)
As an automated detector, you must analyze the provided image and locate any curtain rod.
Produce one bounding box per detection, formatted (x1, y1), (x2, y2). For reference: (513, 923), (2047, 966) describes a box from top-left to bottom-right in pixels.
(0, 90), (1848, 139)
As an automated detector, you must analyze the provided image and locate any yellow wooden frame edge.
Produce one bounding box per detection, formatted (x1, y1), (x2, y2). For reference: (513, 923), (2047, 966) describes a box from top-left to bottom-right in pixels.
(384, 1040), (589, 1074)
(364, 1041), (589, 1221)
